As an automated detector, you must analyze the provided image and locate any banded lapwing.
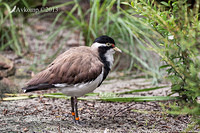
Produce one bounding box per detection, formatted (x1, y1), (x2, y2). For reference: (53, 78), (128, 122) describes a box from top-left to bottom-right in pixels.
(22, 35), (121, 124)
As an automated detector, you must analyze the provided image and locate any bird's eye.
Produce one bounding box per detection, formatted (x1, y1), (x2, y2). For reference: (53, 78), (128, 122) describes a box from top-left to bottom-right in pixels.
(106, 43), (112, 46)
(107, 43), (115, 47)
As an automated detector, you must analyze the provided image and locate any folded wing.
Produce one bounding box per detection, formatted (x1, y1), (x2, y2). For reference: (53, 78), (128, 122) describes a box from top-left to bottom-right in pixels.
(23, 47), (103, 92)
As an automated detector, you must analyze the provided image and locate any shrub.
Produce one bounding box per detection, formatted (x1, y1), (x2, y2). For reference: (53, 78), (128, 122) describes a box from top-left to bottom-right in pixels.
(124, 0), (200, 126)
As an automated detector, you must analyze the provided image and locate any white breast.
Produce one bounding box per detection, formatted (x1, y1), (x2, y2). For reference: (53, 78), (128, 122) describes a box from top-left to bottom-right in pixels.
(55, 68), (104, 97)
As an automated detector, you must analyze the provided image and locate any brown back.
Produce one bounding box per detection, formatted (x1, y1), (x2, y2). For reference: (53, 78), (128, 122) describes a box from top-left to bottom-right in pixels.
(27, 46), (103, 86)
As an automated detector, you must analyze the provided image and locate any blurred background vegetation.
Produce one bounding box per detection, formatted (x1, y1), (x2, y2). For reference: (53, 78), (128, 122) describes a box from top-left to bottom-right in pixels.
(0, 0), (199, 129)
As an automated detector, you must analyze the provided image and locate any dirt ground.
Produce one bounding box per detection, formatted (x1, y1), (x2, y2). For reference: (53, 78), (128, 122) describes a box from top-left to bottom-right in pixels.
(0, 98), (194, 133)
(0, 75), (199, 133)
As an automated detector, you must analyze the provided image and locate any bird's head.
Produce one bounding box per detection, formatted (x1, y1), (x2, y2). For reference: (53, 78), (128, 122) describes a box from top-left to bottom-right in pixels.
(91, 35), (121, 54)
(91, 35), (121, 69)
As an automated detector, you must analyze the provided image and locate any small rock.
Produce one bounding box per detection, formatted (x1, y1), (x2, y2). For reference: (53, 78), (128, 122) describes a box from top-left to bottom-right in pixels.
(160, 120), (166, 125)
(23, 127), (29, 132)
(0, 78), (17, 98)
(0, 54), (15, 78)
(0, 54), (17, 98)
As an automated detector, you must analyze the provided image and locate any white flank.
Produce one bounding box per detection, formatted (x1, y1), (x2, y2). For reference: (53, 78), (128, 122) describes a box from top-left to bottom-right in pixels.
(53, 83), (68, 87)
(58, 68), (104, 97)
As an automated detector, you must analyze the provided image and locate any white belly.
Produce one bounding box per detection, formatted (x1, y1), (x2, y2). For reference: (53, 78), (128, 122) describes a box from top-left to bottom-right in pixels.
(56, 69), (104, 97)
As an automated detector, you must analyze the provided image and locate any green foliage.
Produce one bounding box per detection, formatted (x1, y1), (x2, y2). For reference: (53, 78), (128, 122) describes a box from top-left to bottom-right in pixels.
(97, 96), (178, 102)
(126, 0), (200, 126)
(3, 92), (178, 102)
(0, 0), (47, 55)
(0, 1), (22, 55)
(118, 86), (167, 94)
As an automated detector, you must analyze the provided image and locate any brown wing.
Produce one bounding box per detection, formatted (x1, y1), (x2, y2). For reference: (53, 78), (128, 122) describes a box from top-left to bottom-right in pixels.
(26, 47), (103, 86)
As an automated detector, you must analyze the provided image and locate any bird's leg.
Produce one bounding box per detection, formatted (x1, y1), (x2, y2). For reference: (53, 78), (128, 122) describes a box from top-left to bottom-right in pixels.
(74, 96), (81, 124)
(71, 97), (76, 122)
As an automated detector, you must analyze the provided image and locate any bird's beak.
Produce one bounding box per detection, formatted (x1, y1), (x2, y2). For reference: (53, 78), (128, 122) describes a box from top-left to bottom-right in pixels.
(113, 47), (122, 53)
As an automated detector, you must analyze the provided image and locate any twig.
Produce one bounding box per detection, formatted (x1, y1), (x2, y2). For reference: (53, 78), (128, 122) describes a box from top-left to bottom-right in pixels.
(113, 102), (136, 117)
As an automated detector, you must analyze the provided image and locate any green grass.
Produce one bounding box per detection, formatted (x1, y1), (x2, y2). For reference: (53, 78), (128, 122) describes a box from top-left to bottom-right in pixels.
(2, 92), (178, 102)
(118, 86), (168, 95)
(0, 1), (22, 55)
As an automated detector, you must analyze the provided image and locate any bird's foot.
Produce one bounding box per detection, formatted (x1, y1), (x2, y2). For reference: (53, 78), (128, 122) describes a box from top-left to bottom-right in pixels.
(73, 119), (85, 126)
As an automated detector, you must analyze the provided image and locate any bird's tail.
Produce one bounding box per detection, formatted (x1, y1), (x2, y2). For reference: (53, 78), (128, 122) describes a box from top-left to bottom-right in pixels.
(22, 84), (54, 93)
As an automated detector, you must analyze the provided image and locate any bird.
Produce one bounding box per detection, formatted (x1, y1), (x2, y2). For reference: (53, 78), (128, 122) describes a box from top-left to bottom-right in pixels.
(22, 35), (121, 124)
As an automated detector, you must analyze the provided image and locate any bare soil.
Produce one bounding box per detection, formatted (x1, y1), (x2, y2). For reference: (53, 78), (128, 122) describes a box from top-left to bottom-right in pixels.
(0, 75), (199, 132)
(0, 97), (195, 133)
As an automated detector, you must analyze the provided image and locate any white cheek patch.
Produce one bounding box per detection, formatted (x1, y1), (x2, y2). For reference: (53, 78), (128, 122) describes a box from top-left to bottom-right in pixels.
(91, 42), (106, 48)
(91, 42), (115, 69)
(104, 49), (115, 68)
